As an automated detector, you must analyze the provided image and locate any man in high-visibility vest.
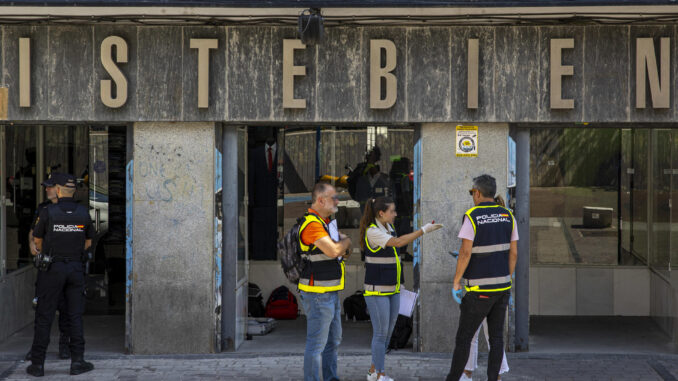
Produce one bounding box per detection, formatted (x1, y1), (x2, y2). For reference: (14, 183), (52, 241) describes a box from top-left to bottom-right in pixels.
(298, 182), (352, 381)
(446, 174), (519, 381)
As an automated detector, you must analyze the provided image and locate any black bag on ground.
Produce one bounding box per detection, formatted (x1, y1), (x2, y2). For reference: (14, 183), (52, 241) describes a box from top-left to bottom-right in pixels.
(389, 315), (413, 349)
(248, 283), (266, 318)
(343, 291), (370, 321)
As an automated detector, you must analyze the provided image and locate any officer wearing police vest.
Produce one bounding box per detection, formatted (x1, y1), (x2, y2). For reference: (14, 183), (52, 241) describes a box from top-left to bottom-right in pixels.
(359, 196), (442, 381)
(446, 174), (519, 381)
(27, 173), (95, 377)
(297, 183), (352, 381)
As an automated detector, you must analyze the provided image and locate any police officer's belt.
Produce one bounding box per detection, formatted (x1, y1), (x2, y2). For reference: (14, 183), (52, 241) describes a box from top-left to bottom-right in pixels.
(465, 275), (512, 287)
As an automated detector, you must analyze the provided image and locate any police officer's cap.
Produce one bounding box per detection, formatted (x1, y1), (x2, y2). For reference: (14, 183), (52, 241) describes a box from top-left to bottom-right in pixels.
(42, 172), (76, 188)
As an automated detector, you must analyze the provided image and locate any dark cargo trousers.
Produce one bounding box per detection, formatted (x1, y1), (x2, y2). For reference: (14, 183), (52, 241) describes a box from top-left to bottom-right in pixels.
(31, 261), (86, 364)
(446, 290), (510, 381)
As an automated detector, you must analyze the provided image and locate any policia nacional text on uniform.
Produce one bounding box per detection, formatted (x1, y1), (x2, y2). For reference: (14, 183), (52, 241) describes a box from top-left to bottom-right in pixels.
(27, 173), (96, 377)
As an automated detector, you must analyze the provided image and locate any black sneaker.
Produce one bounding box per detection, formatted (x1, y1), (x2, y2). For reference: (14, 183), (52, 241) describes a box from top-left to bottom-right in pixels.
(70, 360), (94, 375)
(26, 363), (44, 377)
(24, 349), (32, 362)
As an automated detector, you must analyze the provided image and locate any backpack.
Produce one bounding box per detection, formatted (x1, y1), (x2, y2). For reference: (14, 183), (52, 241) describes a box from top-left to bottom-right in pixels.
(248, 283), (266, 318)
(343, 291), (370, 321)
(265, 286), (299, 320)
(278, 217), (306, 284)
(388, 315), (413, 349)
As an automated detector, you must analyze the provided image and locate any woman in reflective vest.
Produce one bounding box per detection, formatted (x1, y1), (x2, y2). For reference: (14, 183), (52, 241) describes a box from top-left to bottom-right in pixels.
(359, 196), (442, 381)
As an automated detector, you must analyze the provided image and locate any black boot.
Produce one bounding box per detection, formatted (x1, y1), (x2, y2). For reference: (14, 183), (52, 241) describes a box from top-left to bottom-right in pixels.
(26, 363), (44, 377)
(58, 336), (70, 360)
(70, 359), (94, 375)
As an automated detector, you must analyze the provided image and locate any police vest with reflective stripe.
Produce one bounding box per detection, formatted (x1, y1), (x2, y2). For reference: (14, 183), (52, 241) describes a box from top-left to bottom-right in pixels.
(363, 223), (401, 296)
(45, 202), (89, 259)
(463, 202), (514, 292)
(298, 213), (345, 293)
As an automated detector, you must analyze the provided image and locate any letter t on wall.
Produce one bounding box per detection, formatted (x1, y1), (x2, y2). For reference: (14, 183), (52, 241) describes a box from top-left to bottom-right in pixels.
(190, 38), (219, 109)
(550, 38), (575, 109)
(19, 38), (30, 108)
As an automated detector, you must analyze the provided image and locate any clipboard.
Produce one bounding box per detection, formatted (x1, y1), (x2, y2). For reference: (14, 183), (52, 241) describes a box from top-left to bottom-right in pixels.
(399, 288), (419, 317)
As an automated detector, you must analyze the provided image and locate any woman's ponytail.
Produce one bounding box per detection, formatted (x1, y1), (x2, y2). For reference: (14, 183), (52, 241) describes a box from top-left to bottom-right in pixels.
(494, 194), (506, 207)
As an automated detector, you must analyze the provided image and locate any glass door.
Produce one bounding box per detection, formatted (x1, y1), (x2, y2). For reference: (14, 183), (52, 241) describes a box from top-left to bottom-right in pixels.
(651, 129), (672, 276)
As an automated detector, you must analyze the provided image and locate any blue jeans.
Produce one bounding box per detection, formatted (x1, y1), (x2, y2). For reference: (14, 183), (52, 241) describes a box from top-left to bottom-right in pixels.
(299, 291), (342, 381)
(364, 293), (400, 373)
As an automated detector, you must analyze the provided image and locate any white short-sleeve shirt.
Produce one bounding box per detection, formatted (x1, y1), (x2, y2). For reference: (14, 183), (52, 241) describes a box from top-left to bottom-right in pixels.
(366, 219), (395, 249)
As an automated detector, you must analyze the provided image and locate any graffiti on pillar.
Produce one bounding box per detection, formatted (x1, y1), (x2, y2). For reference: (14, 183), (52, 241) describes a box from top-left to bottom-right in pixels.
(136, 143), (206, 204)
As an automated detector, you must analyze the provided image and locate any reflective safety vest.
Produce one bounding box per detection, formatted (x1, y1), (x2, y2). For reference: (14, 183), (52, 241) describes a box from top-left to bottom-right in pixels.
(45, 201), (89, 259)
(463, 202), (514, 293)
(363, 223), (401, 296)
(298, 213), (345, 293)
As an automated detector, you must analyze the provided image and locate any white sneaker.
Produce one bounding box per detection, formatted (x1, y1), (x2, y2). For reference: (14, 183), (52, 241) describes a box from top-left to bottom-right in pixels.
(367, 371), (378, 381)
(460, 373), (473, 381)
(376, 375), (394, 381)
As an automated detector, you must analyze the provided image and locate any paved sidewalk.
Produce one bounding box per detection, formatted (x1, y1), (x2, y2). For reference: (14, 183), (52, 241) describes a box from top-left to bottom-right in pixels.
(2, 352), (678, 380)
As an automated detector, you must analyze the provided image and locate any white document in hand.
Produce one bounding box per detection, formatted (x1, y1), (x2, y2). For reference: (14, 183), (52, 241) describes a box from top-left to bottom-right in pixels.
(399, 288), (419, 317)
(328, 220), (340, 242)
(328, 220), (342, 261)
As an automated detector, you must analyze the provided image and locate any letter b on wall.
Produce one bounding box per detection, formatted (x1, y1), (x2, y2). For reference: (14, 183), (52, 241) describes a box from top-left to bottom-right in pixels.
(370, 39), (397, 109)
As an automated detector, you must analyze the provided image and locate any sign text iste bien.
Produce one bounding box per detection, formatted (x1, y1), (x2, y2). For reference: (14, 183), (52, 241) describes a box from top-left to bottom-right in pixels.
(14, 36), (671, 111)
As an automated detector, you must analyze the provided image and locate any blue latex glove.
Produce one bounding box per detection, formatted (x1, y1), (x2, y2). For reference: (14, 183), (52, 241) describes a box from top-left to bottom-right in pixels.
(452, 288), (463, 304)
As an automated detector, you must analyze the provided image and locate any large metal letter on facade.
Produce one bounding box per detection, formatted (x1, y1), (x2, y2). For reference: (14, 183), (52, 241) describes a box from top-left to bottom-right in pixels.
(100, 36), (129, 108)
(282, 39), (307, 109)
(190, 38), (218, 109)
(550, 38), (575, 109)
(19, 38), (30, 107)
(636, 37), (670, 109)
(370, 39), (397, 109)
(467, 39), (479, 109)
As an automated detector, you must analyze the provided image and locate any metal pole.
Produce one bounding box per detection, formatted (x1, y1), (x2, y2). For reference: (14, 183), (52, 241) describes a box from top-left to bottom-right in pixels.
(221, 125), (238, 351)
(514, 127), (530, 352)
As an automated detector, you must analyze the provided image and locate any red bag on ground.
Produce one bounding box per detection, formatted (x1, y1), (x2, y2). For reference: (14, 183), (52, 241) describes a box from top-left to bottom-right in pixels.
(265, 286), (299, 320)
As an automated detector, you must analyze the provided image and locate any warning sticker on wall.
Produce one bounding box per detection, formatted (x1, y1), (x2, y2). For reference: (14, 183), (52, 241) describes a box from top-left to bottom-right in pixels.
(456, 125), (478, 157)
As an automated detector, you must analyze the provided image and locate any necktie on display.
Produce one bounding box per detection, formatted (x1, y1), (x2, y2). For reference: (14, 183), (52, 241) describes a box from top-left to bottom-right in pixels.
(267, 147), (273, 172)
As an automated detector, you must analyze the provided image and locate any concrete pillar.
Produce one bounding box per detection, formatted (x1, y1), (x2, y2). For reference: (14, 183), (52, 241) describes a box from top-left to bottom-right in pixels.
(131, 122), (216, 354)
(419, 122), (508, 353)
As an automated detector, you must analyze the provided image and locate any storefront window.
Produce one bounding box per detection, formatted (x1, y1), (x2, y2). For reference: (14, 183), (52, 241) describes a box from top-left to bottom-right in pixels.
(530, 128), (621, 265)
(246, 126), (415, 262)
(3, 125), (38, 273)
(531, 127), (678, 269)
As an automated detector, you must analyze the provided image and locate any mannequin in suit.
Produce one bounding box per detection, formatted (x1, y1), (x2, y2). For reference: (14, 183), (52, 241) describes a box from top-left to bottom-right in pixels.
(248, 131), (278, 260)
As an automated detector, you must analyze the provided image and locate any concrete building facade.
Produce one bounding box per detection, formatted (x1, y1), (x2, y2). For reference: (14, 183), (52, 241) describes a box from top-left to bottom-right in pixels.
(1, 2), (677, 354)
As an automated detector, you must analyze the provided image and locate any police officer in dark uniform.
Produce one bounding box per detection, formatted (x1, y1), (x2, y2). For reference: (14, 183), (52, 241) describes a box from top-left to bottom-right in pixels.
(27, 173), (95, 377)
(25, 174), (71, 361)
